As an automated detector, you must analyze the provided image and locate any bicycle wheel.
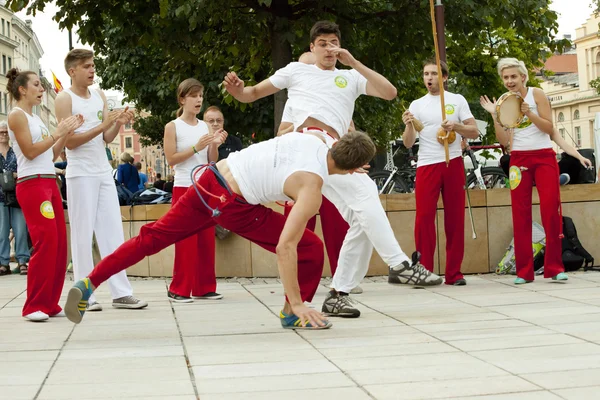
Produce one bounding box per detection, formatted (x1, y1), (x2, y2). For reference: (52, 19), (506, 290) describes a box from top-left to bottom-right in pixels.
(466, 167), (508, 189)
(369, 171), (411, 194)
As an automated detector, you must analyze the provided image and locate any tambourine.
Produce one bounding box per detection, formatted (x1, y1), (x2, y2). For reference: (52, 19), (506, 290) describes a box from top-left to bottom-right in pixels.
(437, 128), (456, 145)
(495, 92), (524, 129)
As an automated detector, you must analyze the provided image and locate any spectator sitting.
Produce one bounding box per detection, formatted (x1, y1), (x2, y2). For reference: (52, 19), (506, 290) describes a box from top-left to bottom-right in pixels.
(163, 175), (174, 193)
(117, 152), (140, 194)
(153, 173), (165, 190)
(135, 162), (148, 191)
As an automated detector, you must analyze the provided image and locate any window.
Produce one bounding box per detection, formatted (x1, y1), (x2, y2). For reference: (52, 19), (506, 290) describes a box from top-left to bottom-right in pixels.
(574, 110), (580, 120)
(557, 112), (564, 122)
(8, 56), (12, 70)
(7, 22), (10, 38)
(125, 137), (133, 148)
(559, 128), (565, 139)
(3, 93), (7, 114)
(125, 122), (132, 130)
(575, 127), (581, 147)
(2, 55), (6, 74)
(2, 19), (5, 36)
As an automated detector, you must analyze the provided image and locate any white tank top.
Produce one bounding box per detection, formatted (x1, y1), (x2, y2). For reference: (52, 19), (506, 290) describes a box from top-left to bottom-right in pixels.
(227, 132), (329, 205)
(172, 118), (210, 187)
(512, 88), (553, 151)
(8, 107), (55, 178)
(64, 88), (113, 177)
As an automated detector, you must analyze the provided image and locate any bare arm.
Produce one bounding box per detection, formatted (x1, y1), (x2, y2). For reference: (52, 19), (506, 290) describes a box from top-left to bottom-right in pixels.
(207, 129), (227, 162)
(223, 72), (280, 103)
(277, 122), (294, 136)
(402, 110), (417, 148)
(551, 129), (592, 167)
(525, 88), (553, 135)
(441, 118), (479, 140)
(100, 91), (130, 144)
(480, 95), (511, 148)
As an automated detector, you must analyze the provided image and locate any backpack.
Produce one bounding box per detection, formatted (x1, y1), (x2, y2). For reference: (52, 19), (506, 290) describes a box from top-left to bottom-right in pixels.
(497, 221), (545, 275)
(131, 188), (172, 205)
(115, 180), (134, 206)
(561, 216), (594, 271)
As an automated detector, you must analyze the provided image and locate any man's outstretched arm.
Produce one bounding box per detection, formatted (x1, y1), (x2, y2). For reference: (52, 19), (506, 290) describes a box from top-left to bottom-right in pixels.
(223, 72), (280, 103)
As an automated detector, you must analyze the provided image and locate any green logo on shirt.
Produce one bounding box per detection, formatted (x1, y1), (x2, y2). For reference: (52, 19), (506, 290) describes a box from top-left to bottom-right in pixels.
(445, 104), (456, 115)
(517, 116), (532, 129)
(97, 110), (103, 121)
(334, 76), (348, 88)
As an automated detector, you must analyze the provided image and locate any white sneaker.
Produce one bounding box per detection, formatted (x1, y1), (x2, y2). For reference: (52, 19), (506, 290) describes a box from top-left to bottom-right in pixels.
(50, 310), (66, 317)
(350, 286), (363, 294)
(112, 296), (148, 309)
(24, 311), (49, 322)
(87, 301), (103, 311)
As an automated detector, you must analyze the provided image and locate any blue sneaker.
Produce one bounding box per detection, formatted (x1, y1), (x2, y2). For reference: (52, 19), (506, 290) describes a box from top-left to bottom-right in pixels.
(552, 272), (568, 281)
(514, 277), (533, 285)
(65, 278), (94, 324)
(279, 310), (332, 330)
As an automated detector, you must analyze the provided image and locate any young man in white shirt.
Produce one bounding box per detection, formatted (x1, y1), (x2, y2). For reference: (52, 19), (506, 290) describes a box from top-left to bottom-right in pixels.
(402, 60), (479, 286)
(55, 49), (147, 311)
(224, 21), (443, 318)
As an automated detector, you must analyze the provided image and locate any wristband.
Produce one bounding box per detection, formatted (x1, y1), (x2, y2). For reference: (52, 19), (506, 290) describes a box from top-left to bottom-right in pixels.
(50, 134), (56, 143)
(192, 145), (198, 154)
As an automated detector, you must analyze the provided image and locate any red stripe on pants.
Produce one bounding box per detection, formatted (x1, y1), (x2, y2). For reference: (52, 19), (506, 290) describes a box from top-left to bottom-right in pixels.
(89, 170), (324, 302)
(17, 178), (67, 316)
(415, 157), (465, 284)
(510, 149), (564, 280)
(168, 186), (216, 297)
(283, 196), (348, 275)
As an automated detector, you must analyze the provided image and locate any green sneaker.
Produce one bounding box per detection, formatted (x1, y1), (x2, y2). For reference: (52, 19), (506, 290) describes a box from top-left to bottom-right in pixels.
(514, 277), (533, 285)
(552, 272), (568, 281)
(279, 310), (332, 330)
(65, 278), (94, 324)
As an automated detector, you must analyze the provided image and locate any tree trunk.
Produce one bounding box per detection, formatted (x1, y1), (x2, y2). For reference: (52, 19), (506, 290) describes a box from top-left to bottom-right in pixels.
(270, 1), (293, 135)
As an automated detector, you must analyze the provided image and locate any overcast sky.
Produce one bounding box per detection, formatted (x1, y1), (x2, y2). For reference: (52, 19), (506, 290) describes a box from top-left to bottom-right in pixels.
(16, 0), (593, 101)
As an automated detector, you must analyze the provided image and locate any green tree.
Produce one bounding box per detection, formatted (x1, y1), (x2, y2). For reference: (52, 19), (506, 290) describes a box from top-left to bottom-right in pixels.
(8, 0), (568, 146)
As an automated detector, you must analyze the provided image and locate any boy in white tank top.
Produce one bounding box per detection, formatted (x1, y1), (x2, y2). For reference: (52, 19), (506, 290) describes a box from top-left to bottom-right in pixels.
(65, 131), (376, 330)
(402, 60), (480, 286)
(224, 20), (443, 318)
(55, 49), (147, 311)
(480, 58), (567, 284)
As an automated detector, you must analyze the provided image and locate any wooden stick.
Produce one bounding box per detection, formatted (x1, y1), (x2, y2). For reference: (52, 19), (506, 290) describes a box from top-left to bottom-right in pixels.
(429, 0), (449, 166)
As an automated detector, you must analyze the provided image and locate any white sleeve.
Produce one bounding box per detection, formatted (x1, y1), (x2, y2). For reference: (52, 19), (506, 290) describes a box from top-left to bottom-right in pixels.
(351, 69), (368, 96)
(458, 95), (474, 122)
(408, 100), (419, 120)
(281, 102), (292, 123)
(269, 63), (297, 90)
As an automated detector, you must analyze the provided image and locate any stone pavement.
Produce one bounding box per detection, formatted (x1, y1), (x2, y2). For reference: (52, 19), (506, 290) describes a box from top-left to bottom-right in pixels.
(2, 271), (600, 400)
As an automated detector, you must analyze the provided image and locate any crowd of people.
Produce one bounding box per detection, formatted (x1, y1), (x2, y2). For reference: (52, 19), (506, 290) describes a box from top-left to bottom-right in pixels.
(0, 20), (585, 328)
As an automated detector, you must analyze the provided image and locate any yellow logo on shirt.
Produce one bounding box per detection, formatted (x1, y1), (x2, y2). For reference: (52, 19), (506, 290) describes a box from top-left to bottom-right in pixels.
(445, 104), (456, 115)
(334, 76), (348, 88)
(517, 116), (532, 129)
(97, 110), (103, 121)
(40, 126), (49, 140)
(509, 166), (522, 190)
(40, 201), (55, 219)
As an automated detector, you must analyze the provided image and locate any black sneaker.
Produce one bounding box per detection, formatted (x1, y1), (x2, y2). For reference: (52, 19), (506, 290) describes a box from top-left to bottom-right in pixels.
(167, 291), (193, 303)
(321, 290), (361, 318)
(192, 292), (224, 300)
(389, 251), (443, 286)
(452, 278), (467, 286)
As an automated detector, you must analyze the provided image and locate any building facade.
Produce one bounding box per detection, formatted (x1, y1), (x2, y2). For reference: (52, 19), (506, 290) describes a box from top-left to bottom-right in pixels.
(540, 13), (600, 150)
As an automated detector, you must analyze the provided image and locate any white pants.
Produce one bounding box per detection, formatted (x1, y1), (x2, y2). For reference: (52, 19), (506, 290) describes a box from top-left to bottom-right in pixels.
(311, 129), (410, 293)
(67, 173), (133, 302)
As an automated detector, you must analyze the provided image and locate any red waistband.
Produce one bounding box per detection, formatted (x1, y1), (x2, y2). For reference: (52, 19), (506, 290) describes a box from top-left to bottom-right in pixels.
(510, 148), (556, 156)
(302, 126), (337, 141)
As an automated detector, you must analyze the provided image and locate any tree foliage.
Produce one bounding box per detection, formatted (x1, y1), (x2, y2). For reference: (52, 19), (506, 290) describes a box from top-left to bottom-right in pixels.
(8, 0), (568, 146)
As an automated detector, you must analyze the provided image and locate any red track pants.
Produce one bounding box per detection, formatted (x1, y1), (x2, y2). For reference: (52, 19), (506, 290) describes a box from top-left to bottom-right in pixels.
(415, 157), (465, 284)
(283, 196), (348, 275)
(168, 186), (216, 297)
(510, 149), (564, 280)
(17, 177), (67, 316)
(89, 170), (324, 302)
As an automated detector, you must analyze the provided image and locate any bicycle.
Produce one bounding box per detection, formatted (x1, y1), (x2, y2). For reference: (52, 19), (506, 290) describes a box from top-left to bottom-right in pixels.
(463, 142), (509, 190)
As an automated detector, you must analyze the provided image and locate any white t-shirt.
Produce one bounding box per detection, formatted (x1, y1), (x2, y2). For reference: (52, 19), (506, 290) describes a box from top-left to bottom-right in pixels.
(227, 132), (329, 205)
(172, 118), (210, 187)
(511, 87), (553, 151)
(269, 62), (367, 137)
(409, 92), (474, 167)
(64, 88), (113, 178)
(8, 107), (55, 178)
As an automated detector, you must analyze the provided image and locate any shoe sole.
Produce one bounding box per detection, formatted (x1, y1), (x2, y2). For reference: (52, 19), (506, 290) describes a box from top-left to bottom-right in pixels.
(87, 305), (102, 312)
(281, 321), (333, 330)
(322, 311), (361, 318)
(113, 302), (149, 309)
(192, 296), (224, 300)
(388, 280), (442, 287)
(65, 287), (84, 324)
(168, 297), (193, 303)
